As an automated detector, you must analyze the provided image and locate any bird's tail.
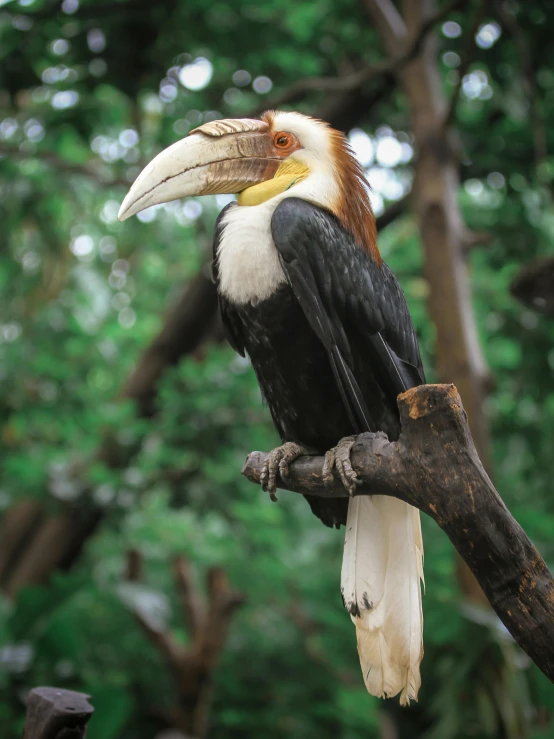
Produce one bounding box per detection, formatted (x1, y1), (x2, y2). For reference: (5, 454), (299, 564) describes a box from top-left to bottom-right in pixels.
(341, 495), (424, 704)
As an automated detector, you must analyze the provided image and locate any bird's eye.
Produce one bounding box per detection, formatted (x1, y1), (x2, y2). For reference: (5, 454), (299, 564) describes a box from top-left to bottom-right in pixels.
(274, 133), (291, 148)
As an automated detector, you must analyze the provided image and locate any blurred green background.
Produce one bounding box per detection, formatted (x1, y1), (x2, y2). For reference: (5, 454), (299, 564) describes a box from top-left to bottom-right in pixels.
(2, 0), (554, 737)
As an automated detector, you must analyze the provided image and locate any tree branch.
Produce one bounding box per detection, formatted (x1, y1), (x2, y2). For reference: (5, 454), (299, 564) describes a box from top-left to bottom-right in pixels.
(127, 551), (244, 738)
(259, 0), (466, 114)
(361, 0), (408, 49)
(173, 556), (205, 639)
(242, 384), (554, 684)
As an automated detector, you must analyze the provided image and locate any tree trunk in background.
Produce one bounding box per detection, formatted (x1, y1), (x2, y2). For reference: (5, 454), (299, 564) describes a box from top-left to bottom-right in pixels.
(401, 0), (492, 469)
(363, 0), (491, 604)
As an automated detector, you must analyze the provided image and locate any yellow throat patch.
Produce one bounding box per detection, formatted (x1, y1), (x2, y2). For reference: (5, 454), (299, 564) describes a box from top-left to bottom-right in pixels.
(237, 159), (309, 206)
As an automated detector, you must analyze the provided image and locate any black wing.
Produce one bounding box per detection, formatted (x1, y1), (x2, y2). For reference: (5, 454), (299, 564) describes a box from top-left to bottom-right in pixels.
(212, 203), (246, 357)
(271, 197), (425, 434)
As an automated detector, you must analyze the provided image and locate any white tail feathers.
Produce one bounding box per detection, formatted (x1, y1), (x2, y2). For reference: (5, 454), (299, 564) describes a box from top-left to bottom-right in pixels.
(341, 495), (424, 705)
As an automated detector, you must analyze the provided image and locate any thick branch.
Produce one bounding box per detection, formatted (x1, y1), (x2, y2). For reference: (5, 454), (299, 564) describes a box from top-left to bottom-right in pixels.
(242, 384), (554, 684)
(22, 687), (94, 739)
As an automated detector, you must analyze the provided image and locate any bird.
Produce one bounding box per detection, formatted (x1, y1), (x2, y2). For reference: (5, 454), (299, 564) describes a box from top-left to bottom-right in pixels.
(119, 111), (425, 704)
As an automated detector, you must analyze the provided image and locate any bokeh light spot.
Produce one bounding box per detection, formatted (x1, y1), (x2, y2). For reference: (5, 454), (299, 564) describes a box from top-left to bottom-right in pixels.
(62, 0), (78, 13)
(376, 136), (402, 168)
(70, 235), (94, 259)
(442, 21), (461, 38)
(178, 58), (213, 91)
(52, 39), (69, 55)
(349, 129), (374, 167)
(253, 76), (272, 94)
(87, 28), (106, 53)
(475, 22), (501, 49)
(51, 90), (79, 109)
(232, 69), (251, 87)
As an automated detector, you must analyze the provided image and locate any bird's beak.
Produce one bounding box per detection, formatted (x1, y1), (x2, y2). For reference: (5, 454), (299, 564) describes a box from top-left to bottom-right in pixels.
(117, 118), (280, 221)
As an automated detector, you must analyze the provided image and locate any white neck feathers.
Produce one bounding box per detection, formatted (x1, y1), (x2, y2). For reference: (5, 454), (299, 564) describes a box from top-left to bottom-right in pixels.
(216, 168), (338, 305)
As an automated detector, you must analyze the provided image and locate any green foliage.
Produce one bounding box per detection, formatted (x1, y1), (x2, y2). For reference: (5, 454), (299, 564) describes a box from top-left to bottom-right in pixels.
(2, 0), (554, 737)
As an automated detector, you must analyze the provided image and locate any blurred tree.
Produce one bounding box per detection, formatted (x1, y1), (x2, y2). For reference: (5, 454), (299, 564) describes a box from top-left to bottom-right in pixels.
(2, 0), (554, 738)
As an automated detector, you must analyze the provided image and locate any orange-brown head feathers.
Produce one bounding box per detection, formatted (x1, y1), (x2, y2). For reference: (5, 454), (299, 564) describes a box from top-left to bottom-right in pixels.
(262, 111), (381, 264)
(328, 128), (380, 264)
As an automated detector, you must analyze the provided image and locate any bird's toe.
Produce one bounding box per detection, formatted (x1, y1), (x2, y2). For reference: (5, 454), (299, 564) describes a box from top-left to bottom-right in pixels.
(322, 435), (359, 496)
(259, 442), (310, 501)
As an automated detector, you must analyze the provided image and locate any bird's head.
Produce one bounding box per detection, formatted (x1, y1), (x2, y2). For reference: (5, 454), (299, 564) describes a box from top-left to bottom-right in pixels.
(118, 111), (377, 257)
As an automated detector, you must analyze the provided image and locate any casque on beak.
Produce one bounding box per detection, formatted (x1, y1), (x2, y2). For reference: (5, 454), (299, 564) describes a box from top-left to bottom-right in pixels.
(117, 118), (282, 221)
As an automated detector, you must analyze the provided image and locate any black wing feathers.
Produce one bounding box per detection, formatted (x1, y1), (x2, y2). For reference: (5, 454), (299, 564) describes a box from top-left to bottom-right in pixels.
(277, 243), (375, 433)
(271, 198), (424, 433)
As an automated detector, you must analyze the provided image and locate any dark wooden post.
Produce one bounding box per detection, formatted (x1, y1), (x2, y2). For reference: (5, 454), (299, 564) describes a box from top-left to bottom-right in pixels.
(22, 687), (94, 739)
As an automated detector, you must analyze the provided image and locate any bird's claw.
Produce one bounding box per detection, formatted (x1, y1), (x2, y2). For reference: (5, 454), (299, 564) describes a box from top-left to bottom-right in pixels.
(260, 442), (309, 501)
(322, 435), (361, 496)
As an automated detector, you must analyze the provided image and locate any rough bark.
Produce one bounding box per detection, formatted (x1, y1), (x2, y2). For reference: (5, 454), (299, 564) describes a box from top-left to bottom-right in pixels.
(22, 687), (93, 739)
(242, 384), (554, 684)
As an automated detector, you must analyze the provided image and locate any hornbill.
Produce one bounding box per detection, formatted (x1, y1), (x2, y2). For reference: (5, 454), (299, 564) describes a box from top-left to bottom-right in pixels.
(119, 112), (425, 704)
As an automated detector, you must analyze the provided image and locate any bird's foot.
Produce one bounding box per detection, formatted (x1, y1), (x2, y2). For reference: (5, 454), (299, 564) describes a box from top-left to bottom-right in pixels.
(322, 435), (361, 496)
(260, 442), (311, 502)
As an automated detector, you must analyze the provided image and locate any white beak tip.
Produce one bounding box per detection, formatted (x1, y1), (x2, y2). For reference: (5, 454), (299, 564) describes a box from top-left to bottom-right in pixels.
(117, 205), (130, 222)
(117, 195), (138, 222)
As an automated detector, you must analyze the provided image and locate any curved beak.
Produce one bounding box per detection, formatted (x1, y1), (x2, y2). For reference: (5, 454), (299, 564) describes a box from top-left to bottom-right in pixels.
(118, 118), (280, 221)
